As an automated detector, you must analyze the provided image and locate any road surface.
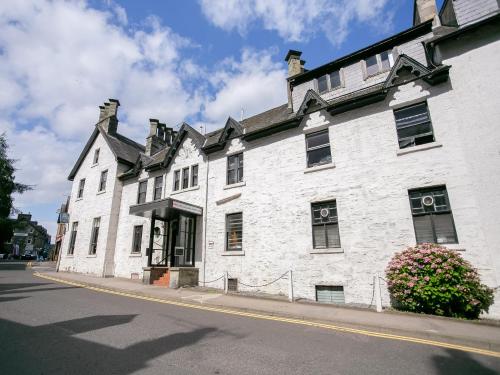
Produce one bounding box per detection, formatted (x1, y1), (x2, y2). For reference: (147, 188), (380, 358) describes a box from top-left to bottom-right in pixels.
(0, 264), (498, 374)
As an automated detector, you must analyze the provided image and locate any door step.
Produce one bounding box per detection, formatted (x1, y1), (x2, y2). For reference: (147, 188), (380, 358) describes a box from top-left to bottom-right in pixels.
(153, 270), (170, 287)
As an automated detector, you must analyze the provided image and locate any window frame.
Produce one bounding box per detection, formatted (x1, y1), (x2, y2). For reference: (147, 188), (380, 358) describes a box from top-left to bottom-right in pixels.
(153, 176), (163, 201)
(173, 170), (180, 191)
(89, 217), (101, 255)
(316, 69), (342, 94)
(182, 167), (189, 189)
(137, 180), (147, 204)
(93, 148), (100, 165)
(305, 129), (332, 168)
(408, 186), (458, 245)
(311, 200), (341, 249)
(77, 178), (85, 199)
(364, 49), (395, 78)
(226, 153), (244, 185)
(68, 222), (78, 255)
(191, 165), (198, 187)
(394, 101), (435, 149)
(225, 212), (243, 252)
(98, 170), (108, 192)
(131, 225), (143, 254)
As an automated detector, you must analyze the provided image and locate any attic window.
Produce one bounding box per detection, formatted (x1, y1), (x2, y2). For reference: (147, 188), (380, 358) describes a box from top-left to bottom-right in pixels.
(317, 70), (342, 94)
(364, 49), (395, 78)
(93, 148), (100, 164)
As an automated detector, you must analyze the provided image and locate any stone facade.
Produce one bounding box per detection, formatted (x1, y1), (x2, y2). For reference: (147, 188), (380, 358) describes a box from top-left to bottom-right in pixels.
(58, 1), (500, 317)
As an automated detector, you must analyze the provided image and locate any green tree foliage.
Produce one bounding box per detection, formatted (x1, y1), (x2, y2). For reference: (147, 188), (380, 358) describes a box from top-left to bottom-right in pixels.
(0, 133), (31, 251)
(386, 244), (494, 319)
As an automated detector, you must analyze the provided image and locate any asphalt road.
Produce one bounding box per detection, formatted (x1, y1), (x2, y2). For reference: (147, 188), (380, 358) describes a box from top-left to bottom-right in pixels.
(0, 265), (499, 375)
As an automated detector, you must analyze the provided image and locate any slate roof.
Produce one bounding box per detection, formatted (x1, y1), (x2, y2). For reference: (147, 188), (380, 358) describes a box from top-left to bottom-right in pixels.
(240, 104), (293, 132)
(68, 124), (146, 181)
(143, 147), (169, 168)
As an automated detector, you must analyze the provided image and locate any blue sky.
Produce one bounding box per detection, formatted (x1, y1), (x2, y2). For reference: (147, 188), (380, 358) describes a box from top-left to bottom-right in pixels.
(0, 0), (443, 239)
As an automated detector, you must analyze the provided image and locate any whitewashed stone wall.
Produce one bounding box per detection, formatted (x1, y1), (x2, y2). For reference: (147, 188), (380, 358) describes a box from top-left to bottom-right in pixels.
(113, 135), (208, 279)
(59, 132), (120, 276)
(204, 40), (500, 316)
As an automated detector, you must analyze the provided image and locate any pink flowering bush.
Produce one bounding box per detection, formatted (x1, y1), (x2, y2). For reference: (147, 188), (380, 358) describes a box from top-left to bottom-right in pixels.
(386, 244), (494, 319)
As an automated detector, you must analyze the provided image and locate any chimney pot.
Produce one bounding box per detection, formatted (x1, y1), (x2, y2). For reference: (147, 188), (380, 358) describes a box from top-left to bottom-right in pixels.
(413, 0), (437, 25)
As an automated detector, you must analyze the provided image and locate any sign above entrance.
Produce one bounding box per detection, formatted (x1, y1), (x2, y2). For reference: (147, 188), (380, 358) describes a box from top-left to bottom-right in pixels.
(171, 199), (203, 216)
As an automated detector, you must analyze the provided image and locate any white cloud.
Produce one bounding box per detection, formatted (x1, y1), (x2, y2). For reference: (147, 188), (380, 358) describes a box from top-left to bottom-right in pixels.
(199, 0), (392, 46)
(0, 0), (290, 239)
(202, 48), (287, 127)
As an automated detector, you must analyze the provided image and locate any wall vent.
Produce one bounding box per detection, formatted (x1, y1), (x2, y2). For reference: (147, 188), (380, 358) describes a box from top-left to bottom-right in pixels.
(228, 278), (238, 292)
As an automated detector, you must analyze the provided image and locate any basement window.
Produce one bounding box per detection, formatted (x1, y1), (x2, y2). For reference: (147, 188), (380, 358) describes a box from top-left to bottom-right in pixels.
(227, 278), (238, 292)
(316, 285), (345, 304)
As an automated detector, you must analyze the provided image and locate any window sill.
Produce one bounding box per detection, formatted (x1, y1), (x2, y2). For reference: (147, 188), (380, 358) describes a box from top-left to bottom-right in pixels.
(397, 142), (442, 156)
(91, 163), (98, 168)
(86, 254), (97, 258)
(309, 248), (344, 254)
(171, 185), (200, 195)
(439, 244), (465, 251)
(96, 190), (106, 195)
(75, 198), (83, 202)
(221, 251), (245, 256)
(65, 255), (74, 258)
(129, 253), (142, 257)
(224, 181), (246, 190)
(304, 163), (335, 174)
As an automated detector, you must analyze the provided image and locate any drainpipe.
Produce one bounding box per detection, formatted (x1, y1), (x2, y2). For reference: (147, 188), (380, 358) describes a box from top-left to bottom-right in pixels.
(202, 154), (210, 286)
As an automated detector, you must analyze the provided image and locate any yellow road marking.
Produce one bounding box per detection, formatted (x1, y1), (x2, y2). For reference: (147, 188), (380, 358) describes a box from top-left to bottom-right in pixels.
(34, 272), (500, 359)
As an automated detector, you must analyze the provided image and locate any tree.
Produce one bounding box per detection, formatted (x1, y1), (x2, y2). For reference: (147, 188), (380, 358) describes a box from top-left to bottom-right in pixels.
(0, 133), (31, 252)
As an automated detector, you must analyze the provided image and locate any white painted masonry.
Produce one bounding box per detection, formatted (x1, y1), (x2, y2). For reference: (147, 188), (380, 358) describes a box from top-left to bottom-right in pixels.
(59, 2), (500, 317)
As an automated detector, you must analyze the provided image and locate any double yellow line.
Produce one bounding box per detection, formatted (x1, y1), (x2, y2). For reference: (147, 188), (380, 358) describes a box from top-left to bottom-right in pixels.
(34, 272), (500, 358)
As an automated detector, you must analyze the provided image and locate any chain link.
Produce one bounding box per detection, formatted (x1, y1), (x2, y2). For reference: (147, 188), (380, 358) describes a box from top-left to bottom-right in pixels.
(228, 271), (289, 288)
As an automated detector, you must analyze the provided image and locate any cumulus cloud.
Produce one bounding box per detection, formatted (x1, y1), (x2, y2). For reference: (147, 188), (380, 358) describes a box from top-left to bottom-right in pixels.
(202, 48), (287, 127)
(0, 0), (290, 238)
(199, 0), (392, 46)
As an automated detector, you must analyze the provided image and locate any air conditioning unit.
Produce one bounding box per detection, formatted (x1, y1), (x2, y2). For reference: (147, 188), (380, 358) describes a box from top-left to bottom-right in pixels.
(422, 195), (434, 206)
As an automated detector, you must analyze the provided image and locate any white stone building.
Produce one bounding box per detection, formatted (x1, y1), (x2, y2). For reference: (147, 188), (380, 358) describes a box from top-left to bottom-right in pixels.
(59, 0), (500, 317)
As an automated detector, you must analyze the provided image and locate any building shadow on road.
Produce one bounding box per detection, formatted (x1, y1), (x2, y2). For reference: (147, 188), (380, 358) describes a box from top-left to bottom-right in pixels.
(431, 349), (499, 375)
(0, 314), (218, 375)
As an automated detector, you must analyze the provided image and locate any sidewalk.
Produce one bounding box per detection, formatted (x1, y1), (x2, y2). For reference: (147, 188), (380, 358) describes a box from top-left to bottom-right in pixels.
(37, 270), (500, 352)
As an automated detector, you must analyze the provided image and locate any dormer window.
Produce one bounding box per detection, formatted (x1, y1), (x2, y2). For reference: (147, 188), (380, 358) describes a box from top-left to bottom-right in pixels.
(364, 49), (395, 78)
(93, 148), (100, 165)
(317, 70), (342, 94)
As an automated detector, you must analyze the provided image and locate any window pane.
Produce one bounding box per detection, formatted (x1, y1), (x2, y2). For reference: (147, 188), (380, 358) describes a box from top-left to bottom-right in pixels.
(397, 122), (433, 139)
(413, 215), (435, 244)
(306, 131), (330, 149)
(329, 71), (341, 89)
(318, 75), (328, 93)
(174, 171), (180, 191)
(227, 153), (243, 185)
(307, 148), (332, 167)
(313, 226), (327, 248)
(182, 168), (189, 189)
(226, 213), (242, 251)
(227, 169), (236, 185)
(380, 50), (392, 71)
(433, 214), (457, 244)
(365, 55), (378, 76)
(191, 165), (198, 186)
(326, 223), (341, 247)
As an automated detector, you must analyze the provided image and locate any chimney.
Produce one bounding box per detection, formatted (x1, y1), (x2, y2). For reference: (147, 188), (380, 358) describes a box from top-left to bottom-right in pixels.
(100, 98), (120, 135)
(285, 49), (304, 77)
(145, 119), (168, 156)
(285, 50), (305, 111)
(413, 0), (437, 25)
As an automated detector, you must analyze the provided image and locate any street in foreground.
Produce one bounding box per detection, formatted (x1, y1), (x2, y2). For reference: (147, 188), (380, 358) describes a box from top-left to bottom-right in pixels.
(0, 266), (498, 375)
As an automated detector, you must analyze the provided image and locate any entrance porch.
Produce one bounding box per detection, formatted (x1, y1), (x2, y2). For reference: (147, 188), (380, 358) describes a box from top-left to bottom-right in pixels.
(129, 198), (202, 288)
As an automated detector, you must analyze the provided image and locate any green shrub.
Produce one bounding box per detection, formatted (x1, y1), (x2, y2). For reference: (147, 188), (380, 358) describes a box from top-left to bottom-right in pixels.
(386, 244), (494, 319)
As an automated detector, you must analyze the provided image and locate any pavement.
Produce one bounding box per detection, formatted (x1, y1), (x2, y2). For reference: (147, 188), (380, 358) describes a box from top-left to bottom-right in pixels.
(1, 265), (499, 374)
(31, 264), (500, 353)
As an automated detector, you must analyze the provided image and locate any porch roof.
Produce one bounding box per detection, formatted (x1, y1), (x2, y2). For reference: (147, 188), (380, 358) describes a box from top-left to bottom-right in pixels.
(129, 198), (203, 220)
